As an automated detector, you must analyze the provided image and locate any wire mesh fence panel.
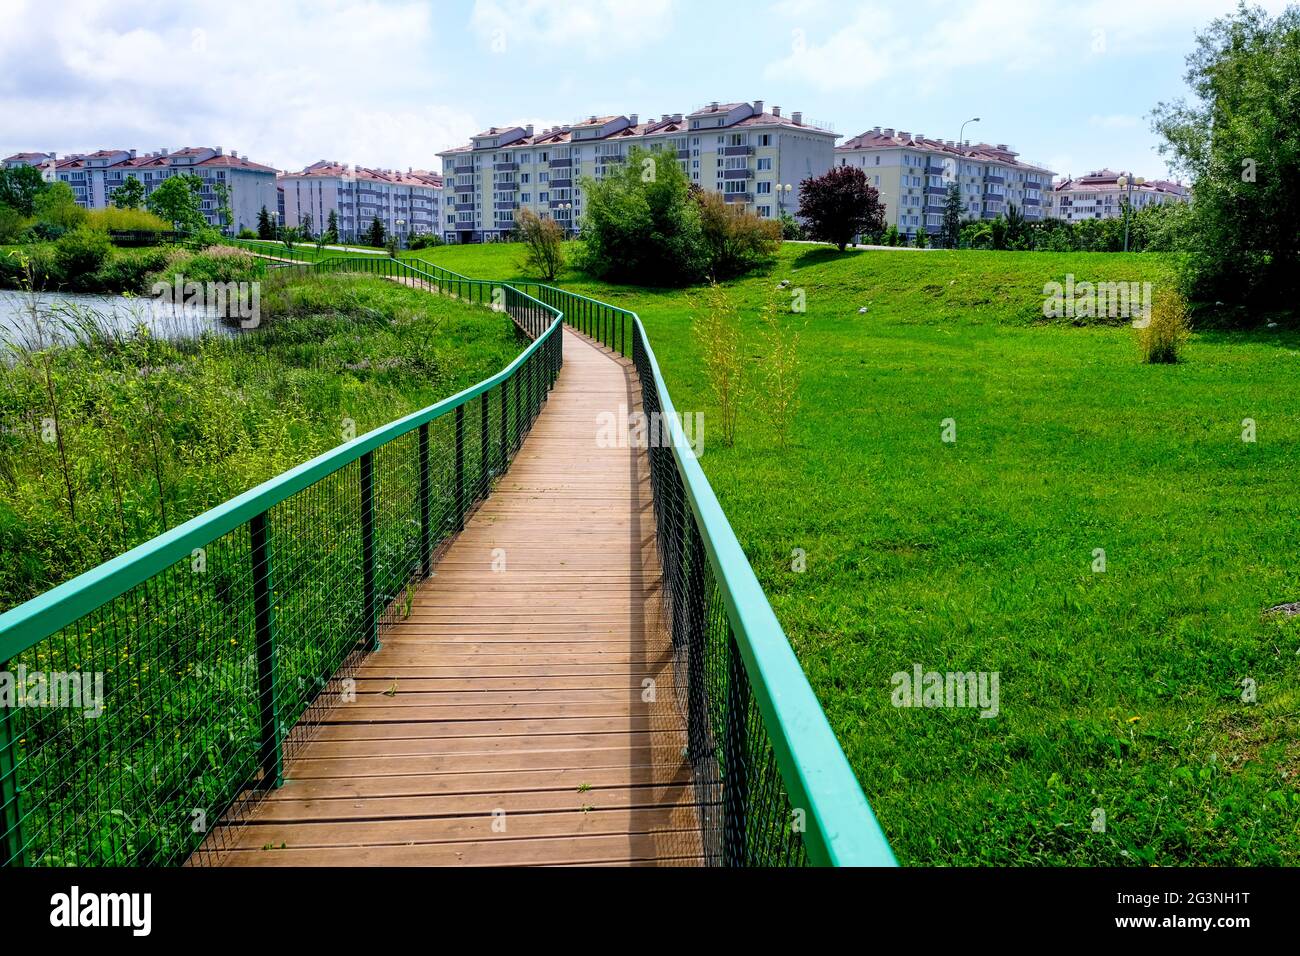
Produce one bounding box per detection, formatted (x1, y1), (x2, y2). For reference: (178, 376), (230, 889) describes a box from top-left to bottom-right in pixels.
(0, 259), (563, 868)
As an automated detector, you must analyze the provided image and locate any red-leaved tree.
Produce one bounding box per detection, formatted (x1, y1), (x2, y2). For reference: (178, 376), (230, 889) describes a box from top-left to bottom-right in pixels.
(797, 166), (887, 251)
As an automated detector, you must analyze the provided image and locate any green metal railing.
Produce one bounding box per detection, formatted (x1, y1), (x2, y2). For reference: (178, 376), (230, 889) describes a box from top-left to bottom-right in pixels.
(0, 257), (562, 866)
(0, 251), (895, 867)
(221, 236), (388, 264)
(493, 280), (895, 866)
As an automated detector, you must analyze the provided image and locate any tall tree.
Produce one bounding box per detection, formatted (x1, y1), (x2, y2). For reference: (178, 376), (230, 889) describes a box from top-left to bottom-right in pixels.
(325, 209), (339, 243)
(0, 164), (49, 216)
(1152, 2), (1300, 307)
(941, 183), (964, 249)
(366, 216), (385, 247)
(211, 181), (233, 233)
(796, 166), (886, 251)
(514, 208), (566, 281)
(257, 205), (273, 240)
(146, 175), (206, 232)
(110, 176), (146, 210)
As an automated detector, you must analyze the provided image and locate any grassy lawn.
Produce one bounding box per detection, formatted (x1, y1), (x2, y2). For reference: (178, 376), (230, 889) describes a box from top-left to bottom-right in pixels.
(406, 241), (1300, 865)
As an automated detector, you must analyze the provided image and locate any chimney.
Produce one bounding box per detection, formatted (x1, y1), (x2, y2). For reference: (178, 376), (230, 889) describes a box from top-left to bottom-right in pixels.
(710, 101), (719, 111)
(884, 128), (894, 137)
(129, 149), (137, 158)
(215, 146), (223, 155)
(673, 113), (682, 123)
(525, 124), (534, 136)
(873, 126), (881, 133)
(753, 100), (764, 115)
(792, 111), (803, 125)
(589, 115), (597, 123)
(159, 147), (168, 155)
(773, 106), (781, 117)
(629, 114), (638, 125)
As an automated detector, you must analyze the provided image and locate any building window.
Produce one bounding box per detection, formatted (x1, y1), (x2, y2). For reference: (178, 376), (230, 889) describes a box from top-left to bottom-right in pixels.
(757, 157), (772, 171)
(756, 181), (772, 195)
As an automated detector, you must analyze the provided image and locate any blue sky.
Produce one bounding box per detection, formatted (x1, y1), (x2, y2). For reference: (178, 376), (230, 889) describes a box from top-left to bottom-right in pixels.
(0, 0), (1287, 180)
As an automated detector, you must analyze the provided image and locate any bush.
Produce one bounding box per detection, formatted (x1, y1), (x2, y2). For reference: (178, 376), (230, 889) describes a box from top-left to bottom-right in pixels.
(95, 247), (172, 293)
(797, 166), (886, 251)
(696, 191), (780, 279)
(0, 204), (31, 244)
(237, 228), (257, 240)
(408, 233), (444, 250)
(53, 228), (113, 283)
(85, 207), (172, 233)
(155, 247), (261, 285)
(0, 244), (59, 290)
(1138, 288), (1191, 364)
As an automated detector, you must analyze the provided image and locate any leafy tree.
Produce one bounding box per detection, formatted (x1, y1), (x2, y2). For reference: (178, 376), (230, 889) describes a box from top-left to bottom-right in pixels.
(34, 181), (87, 232)
(300, 212), (314, 241)
(257, 206), (273, 240)
(577, 145), (708, 285)
(1152, 2), (1300, 308)
(695, 190), (781, 279)
(366, 216), (386, 247)
(990, 216), (1008, 251)
(146, 175), (206, 232)
(53, 227), (112, 280)
(796, 166), (886, 251)
(883, 223), (900, 247)
(110, 176), (146, 210)
(0, 164), (49, 216)
(514, 208), (566, 281)
(777, 211), (804, 240)
(0, 204), (28, 243)
(913, 224), (929, 248)
(941, 183), (964, 249)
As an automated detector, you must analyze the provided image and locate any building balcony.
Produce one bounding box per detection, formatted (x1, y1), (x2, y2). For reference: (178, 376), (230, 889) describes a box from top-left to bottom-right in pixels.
(596, 154), (625, 164)
(984, 174), (1006, 185)
(493, 162), (518, 172)
(927, 186), (948, 196)
(677, 149), (690, 160)
(925, 164), (950, 175)
(722, 168), (753, 180)
(494, 201), (518, 210)
(722, 145), (754, 157)
(495, 180), (518, 192)
(454, 201), (476, 211)
(983, 192), (1004, 202)
(548, 178), (572, 189)
(724, 192), (753, 203)
(453, 163), (474, 174)
(548, 158), (572, 168)
(1023, 197), (1040, 207)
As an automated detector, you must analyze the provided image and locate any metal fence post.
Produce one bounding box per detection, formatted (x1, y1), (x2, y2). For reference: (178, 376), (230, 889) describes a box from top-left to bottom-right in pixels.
(360, 452), (377, 652)
(0, 665), (25, 866)
(454, 406), (466, 531)
(250, 512), (283, 789)
(479, 393), (490, 498)
(500, 381), (508, 469)
(418, 424), (431, 578)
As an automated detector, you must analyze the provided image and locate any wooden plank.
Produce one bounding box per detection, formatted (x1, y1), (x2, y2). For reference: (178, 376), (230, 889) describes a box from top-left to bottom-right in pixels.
(213, 329), (699, 867)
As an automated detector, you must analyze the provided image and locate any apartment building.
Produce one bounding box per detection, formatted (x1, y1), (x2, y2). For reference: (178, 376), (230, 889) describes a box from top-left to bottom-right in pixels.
(280, 162), (443, 243)
(4, 146), (277, 233)
(2, 152), (57, 180)
(1046, 169), (1190, 221)
(437, 99), (837, 244)
(835, 128), (1054, 240)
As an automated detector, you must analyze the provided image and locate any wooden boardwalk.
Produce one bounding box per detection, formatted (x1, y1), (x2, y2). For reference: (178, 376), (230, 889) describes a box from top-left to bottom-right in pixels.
(218, 328), (702, 866)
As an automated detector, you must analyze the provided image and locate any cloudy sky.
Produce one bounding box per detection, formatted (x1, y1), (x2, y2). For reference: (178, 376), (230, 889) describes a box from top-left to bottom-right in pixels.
(0, 0), (1285, 179)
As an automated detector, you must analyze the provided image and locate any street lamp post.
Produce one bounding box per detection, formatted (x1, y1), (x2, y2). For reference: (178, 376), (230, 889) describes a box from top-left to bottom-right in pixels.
(395, 218), (406, 250)
(958, 117), (981, 154)
(560, 202), (574, 237)
(1116, 174), (1145, 252)
(776, 183), (794, 216)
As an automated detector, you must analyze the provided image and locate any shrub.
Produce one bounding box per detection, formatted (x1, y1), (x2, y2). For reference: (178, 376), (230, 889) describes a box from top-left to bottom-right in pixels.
(237, 228), (257, 240)
(689, 283), (747, 446)
(515, 208), (566, 281)
(33, 182), (88, 232)
(86, 207), (172, 234)
(695, 190), (781, 279)
(95, 247), (172, 293)
(408, 233), (443, 250)
(0, 204), (31, 244)
(53, 228), (113, 283)
(1138, 288), (1191, 364)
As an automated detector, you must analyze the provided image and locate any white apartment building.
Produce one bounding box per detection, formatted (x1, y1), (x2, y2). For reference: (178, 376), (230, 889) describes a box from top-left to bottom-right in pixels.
(280, 162), (443, 243)
(4, 147), (277, 234)
(437, 100), (837, 244)
(835, 128), (1054, 240)
(1046, 169), (1190, 221)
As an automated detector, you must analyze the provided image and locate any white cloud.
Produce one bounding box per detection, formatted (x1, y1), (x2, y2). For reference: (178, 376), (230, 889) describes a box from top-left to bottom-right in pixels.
(763, 0), (1293, 92)
(470, 0), (675, 58)
(0, 0), (480, 170)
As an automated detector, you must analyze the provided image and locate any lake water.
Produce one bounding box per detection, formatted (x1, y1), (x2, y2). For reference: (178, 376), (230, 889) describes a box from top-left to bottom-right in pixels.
(0, 290), (231, 349)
